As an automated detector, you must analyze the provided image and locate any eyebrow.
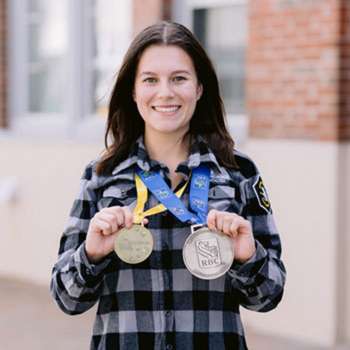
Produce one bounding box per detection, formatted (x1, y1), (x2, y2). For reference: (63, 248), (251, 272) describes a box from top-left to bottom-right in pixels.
(139, 70), (191, 76)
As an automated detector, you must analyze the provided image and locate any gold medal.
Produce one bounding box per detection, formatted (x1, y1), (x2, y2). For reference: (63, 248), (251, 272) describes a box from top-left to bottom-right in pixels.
(183, 225), (234, 280)
(114, 224), (153, 264)
(113, 174), (189, 264)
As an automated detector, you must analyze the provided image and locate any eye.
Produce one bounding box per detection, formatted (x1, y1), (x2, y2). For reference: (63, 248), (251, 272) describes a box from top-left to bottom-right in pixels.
(173, 76), (187, 82)
(143, 77), (157, 83)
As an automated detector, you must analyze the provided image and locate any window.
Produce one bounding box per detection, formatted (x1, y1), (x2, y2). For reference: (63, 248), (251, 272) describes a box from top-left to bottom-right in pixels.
(90, 0), (132, 118)
(193, 4), (247, 115)
(172, 0), (248, 143)
(28, 0), (68, 114)
(7, 0), (132, 139)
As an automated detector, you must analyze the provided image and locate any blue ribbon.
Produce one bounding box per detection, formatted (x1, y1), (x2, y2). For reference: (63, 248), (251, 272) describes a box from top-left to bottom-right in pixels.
(136, 165), (210, 225)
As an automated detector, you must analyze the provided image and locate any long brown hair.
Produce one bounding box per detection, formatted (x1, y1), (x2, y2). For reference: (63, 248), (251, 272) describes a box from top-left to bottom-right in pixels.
(96, 21), (238, 176)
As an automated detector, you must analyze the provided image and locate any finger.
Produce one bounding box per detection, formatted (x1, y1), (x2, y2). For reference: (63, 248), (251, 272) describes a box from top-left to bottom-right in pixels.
(215, 212), (224, 233)
(207, 209), (218, 231)
(142, 217), (149, 225)
(121, 206), (134, 228)
(104, 206), (129, 230)
(97, 212), (119, 233)
(237, 217), (253, 237)
(113, 209), (126, 230)
(92, 217), (113, 236)
(229, 220), (239, 238)
(222, 215), (234, 236)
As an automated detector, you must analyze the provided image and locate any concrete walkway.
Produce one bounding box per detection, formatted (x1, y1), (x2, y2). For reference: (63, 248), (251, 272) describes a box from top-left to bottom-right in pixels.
(0, 276), (329, 350)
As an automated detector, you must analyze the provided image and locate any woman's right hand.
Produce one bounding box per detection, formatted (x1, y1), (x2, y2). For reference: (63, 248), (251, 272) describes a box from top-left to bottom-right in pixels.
(85, 206), (134, 263)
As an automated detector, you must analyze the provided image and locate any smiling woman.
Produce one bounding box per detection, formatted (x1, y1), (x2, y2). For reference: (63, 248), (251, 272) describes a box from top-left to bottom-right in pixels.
(50, 21), (286, 350)
(133, 45), (202, 141)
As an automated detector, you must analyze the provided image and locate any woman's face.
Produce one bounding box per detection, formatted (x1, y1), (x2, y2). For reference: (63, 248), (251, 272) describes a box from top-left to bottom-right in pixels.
(133, 45), (203, 139)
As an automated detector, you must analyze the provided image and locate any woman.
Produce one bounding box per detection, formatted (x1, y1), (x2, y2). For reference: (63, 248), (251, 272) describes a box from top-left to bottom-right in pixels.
(51, 21), (286, 350)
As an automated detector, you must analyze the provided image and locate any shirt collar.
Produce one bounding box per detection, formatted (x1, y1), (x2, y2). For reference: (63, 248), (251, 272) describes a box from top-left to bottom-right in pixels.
(185, 134), (222, 174)
(110, 136), (153, 176)
(111, 134), (223, 176)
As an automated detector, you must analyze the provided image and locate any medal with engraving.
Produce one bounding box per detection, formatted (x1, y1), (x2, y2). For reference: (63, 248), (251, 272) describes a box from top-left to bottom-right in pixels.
(114, 224), (153, 264)
(136, 165), (235, 279)
(182, 225), (234, 280)
(182, 165), (234, 279)
(113, 172), (189, 264)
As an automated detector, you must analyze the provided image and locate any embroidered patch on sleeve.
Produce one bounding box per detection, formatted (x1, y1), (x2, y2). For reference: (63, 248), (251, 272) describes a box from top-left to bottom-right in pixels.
(253, 176), (272, 214)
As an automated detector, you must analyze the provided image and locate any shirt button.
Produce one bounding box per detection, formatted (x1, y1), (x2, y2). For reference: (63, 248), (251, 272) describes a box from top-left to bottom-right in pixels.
(166, 345), (173, 350)
(248, 287), (255, 294)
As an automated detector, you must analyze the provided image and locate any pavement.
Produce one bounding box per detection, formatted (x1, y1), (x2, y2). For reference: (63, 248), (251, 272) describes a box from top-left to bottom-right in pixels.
(0, 276), (331, 350)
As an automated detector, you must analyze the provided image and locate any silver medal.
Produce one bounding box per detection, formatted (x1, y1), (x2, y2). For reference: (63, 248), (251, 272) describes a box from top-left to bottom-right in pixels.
(183, 225), (234, 280)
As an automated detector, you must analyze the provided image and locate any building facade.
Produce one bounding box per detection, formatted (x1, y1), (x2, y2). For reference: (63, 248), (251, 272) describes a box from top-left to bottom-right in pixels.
(0, 0), (349, 348)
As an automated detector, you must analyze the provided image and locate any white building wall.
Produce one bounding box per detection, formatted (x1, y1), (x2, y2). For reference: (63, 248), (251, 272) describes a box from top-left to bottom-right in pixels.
(0, 138), (102, 284)
(241, 139), (350, 348)
(0, 137), (349, 348)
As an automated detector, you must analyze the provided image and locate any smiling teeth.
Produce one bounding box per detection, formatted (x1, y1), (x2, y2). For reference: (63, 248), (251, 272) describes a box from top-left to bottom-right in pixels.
(153, 106), (180, 112)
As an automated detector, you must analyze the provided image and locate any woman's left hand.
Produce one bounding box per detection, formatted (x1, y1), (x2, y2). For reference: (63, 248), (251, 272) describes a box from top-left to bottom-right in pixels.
(207, 209), (256, 263)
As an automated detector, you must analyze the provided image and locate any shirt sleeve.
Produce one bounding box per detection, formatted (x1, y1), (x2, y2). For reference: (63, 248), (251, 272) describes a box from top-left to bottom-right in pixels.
(50, 162), (114, 315)
(227, 159), (286, 312)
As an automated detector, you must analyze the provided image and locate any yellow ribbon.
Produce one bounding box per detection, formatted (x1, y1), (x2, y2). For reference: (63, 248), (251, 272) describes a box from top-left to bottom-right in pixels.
(133, 174), (188, 224)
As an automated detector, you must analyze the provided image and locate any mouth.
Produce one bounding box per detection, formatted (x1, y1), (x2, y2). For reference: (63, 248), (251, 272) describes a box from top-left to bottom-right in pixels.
(152, 105), (181, 113)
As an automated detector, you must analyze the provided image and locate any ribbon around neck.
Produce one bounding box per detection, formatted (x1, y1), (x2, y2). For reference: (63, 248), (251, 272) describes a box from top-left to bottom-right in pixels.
(135, 165), (210, 225)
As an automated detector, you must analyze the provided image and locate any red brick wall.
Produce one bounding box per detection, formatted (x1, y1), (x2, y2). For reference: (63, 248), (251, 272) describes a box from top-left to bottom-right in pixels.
(0, 0), (7, 129)
(132, 0), (172, 37)
(339, 0), (350, 140)
(247, 0), (347, 141)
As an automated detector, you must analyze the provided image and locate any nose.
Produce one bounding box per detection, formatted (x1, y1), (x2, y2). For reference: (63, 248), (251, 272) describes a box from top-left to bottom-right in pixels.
(157, 80), (175, 98)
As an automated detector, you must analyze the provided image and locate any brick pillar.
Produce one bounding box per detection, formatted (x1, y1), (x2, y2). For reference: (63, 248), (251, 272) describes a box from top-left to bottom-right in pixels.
(247, 0), (343, 141)
(132, 0), (172, 37)
(339, 0), (350, 140)
(0, 0), (7, 129)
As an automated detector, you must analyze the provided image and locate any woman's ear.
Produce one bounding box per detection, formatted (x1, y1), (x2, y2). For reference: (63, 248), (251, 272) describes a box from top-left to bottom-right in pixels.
(197, 84), (203, 101)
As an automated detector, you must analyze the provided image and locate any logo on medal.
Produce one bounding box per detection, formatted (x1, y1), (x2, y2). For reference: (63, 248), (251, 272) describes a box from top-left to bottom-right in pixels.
(195, 238), (221, 268)
(119, 238), (133, 251)
(193, 175), (207, 189)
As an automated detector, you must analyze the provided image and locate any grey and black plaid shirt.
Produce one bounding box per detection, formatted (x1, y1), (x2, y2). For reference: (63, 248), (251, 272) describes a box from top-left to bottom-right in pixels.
(51, 135), (286, 350)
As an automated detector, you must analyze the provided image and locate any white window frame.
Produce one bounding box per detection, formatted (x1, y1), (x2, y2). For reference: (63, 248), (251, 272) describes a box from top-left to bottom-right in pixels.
(172, 0), (248, 145)
(4, 0), (131, 142)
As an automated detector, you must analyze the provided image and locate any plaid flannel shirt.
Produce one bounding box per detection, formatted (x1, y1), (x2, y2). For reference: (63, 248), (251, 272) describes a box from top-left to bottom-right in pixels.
(50, 135), (286, 350)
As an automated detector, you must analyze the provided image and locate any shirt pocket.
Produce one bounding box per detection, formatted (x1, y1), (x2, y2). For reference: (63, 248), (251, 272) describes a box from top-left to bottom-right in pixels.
(208, 181), (242, 214)
(97, 182), (136, 210)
